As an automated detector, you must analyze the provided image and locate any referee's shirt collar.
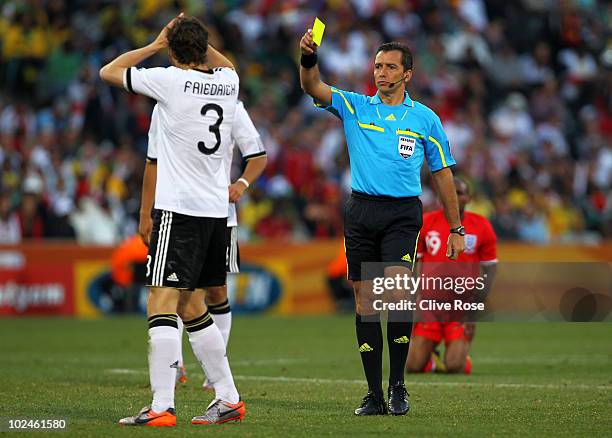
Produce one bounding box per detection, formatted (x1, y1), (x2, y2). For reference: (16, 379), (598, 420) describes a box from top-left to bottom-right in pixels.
(369, 91), (414, 107)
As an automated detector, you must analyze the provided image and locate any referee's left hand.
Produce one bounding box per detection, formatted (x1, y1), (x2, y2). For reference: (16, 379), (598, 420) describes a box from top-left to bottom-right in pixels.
(300, 29), (317, 55)
(446, 233), (465, 260)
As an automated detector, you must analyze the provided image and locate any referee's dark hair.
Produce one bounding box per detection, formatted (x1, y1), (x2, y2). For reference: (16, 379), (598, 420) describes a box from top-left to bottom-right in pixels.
(167, 16), (209, 66)
(376, 42), (413, 71)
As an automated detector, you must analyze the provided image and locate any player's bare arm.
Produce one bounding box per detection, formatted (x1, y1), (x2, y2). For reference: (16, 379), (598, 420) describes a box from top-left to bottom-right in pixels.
(432, 168), (465, 259)
(99, 14), (182, 87)
(206, 44), (235, 70)
(464, 255), (497, 326)
(299, 29), (332, 105)
(229, 155), (267, 203)
(139, 161), (157, 246)
(476, 262), (497, 303)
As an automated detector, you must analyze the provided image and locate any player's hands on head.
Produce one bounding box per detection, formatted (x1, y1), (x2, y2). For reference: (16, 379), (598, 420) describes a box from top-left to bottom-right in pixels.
(300, 29), (317, 55)
(138, 214), (153, 247)
(446, 233), (465, 260)
(153, 12), (185, 49)
(229, 181), (247, 203)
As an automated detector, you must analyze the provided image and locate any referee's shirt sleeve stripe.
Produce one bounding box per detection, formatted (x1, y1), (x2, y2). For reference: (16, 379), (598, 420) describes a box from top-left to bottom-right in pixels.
(428, 135), (447, 168)
(331, 89), (354, 114)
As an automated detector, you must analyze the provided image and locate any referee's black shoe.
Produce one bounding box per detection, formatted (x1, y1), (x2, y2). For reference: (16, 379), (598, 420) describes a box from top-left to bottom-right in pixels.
(388, 382), (410, 415)
(354, 391), (388, 416)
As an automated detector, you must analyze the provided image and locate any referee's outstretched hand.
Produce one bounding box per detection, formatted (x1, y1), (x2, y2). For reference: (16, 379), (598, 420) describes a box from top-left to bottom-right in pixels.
(446, 233), (465, 260)
(300, 29), (317, 55)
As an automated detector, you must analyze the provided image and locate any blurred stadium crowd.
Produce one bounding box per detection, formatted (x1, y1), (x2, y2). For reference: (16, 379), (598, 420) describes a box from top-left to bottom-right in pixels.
(0, 0), (610, 245)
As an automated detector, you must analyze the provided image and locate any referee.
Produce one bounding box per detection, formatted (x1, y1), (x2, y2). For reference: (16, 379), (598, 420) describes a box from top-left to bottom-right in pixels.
(299, 30), (465, 416)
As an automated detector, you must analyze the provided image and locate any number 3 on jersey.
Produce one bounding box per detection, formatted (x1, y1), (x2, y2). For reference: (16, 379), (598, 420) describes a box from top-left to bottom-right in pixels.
(146, 255), (152, 278)
(198, 103), (224, 155)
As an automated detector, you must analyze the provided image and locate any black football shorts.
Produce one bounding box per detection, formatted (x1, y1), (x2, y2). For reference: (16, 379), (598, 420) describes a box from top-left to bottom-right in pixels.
(146, 209), (228, 289)
(344, 191), (422, 281)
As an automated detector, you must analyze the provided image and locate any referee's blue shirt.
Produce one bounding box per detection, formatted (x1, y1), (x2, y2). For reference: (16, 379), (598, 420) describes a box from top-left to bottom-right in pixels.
(319, 87), (455, 197)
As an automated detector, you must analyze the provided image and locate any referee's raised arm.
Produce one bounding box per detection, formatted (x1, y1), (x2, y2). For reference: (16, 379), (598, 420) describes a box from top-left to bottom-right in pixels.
(299, 29), (332, 105)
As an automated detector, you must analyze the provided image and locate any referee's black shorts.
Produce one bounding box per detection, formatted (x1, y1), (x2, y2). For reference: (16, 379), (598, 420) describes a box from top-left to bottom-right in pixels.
(344, 191), (422, 281)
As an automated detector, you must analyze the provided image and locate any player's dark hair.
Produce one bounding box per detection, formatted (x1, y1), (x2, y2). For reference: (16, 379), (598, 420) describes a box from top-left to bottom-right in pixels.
(167, 16), (209, 66)
(376, 42), (413, 71)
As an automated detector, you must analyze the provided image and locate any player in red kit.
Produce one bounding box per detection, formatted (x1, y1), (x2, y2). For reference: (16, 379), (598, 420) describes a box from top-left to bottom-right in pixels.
(407, 178), (497, 374)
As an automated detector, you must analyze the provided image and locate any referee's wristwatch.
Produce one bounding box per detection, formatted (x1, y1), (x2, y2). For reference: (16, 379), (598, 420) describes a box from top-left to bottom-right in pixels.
(450, 225), (465, 236)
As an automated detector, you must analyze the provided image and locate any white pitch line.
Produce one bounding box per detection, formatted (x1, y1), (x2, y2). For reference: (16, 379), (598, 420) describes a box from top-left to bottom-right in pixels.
(107, 368), (145, 375)
(105, 369), (612, 391)
(106, 358), (308, 375)
(232, 358), (309, 366)
(233, 375), (612, 391)
(475, 356), (612, 365)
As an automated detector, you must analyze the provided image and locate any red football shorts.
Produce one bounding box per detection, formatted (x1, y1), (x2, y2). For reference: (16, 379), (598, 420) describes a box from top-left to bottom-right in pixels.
(413, 322), (467, 345)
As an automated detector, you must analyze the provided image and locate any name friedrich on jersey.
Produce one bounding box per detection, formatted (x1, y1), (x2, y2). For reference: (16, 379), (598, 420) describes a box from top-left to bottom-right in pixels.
(184, 81), (237, 96)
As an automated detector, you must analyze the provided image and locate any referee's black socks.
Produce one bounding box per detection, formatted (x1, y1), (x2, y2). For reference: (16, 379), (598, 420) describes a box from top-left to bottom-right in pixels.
(355, 313), (383, 397)
(387, 311), (412, 385)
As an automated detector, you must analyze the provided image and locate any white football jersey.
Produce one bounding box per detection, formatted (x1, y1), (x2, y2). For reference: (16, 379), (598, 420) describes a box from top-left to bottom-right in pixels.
(126, 65), (239, 217)
(226, 101), (266, 227)
(147, 104), (160, 161)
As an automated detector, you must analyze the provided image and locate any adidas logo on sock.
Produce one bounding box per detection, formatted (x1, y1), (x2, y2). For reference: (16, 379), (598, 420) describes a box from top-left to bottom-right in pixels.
(393, 336), (410, 344)
(359, 343), (374, 353)
(170, 360), (179, 369)
(166, 272), (179, 282)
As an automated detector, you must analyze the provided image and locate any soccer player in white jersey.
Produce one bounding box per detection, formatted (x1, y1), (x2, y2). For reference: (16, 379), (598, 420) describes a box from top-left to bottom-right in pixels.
(100, 14), (245, 426)
(146, 102), (267, 387)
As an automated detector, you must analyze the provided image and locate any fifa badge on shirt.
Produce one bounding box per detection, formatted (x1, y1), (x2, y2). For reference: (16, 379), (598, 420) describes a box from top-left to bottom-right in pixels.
(398, 136), (415, 159)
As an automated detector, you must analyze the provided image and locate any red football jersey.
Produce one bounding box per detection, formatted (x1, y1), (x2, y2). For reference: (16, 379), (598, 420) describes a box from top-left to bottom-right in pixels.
(417, 210), (497, 263)
(415, 210), (497, 321)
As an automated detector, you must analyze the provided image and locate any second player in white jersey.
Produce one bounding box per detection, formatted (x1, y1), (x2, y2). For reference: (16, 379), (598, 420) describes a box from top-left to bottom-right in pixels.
(225, 100), (266, 226)
(126, 65), (239, 217)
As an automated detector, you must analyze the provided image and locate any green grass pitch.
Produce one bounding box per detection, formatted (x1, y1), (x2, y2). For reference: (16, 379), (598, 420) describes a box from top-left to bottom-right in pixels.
(1, 316), (611, 437)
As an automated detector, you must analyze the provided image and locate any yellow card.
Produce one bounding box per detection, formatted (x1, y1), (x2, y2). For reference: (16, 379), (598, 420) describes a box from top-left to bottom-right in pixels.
(312, 17), (326, 46)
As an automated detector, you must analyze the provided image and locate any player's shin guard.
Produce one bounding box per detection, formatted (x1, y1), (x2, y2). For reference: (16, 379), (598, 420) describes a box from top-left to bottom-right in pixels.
(148, 314), (180, 413)
(355, 313), (383, 396)
(386, 311), (412, 384)
(208, 299), (232, 347)
(185, 311), (239, 404)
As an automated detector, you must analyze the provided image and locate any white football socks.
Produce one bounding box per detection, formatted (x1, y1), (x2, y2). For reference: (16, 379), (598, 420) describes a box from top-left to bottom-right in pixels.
(148, 325), (179, 412)
(210, 312), (232, 346)
(176, 318), (184, 367)
(187, 317), (239, 404)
